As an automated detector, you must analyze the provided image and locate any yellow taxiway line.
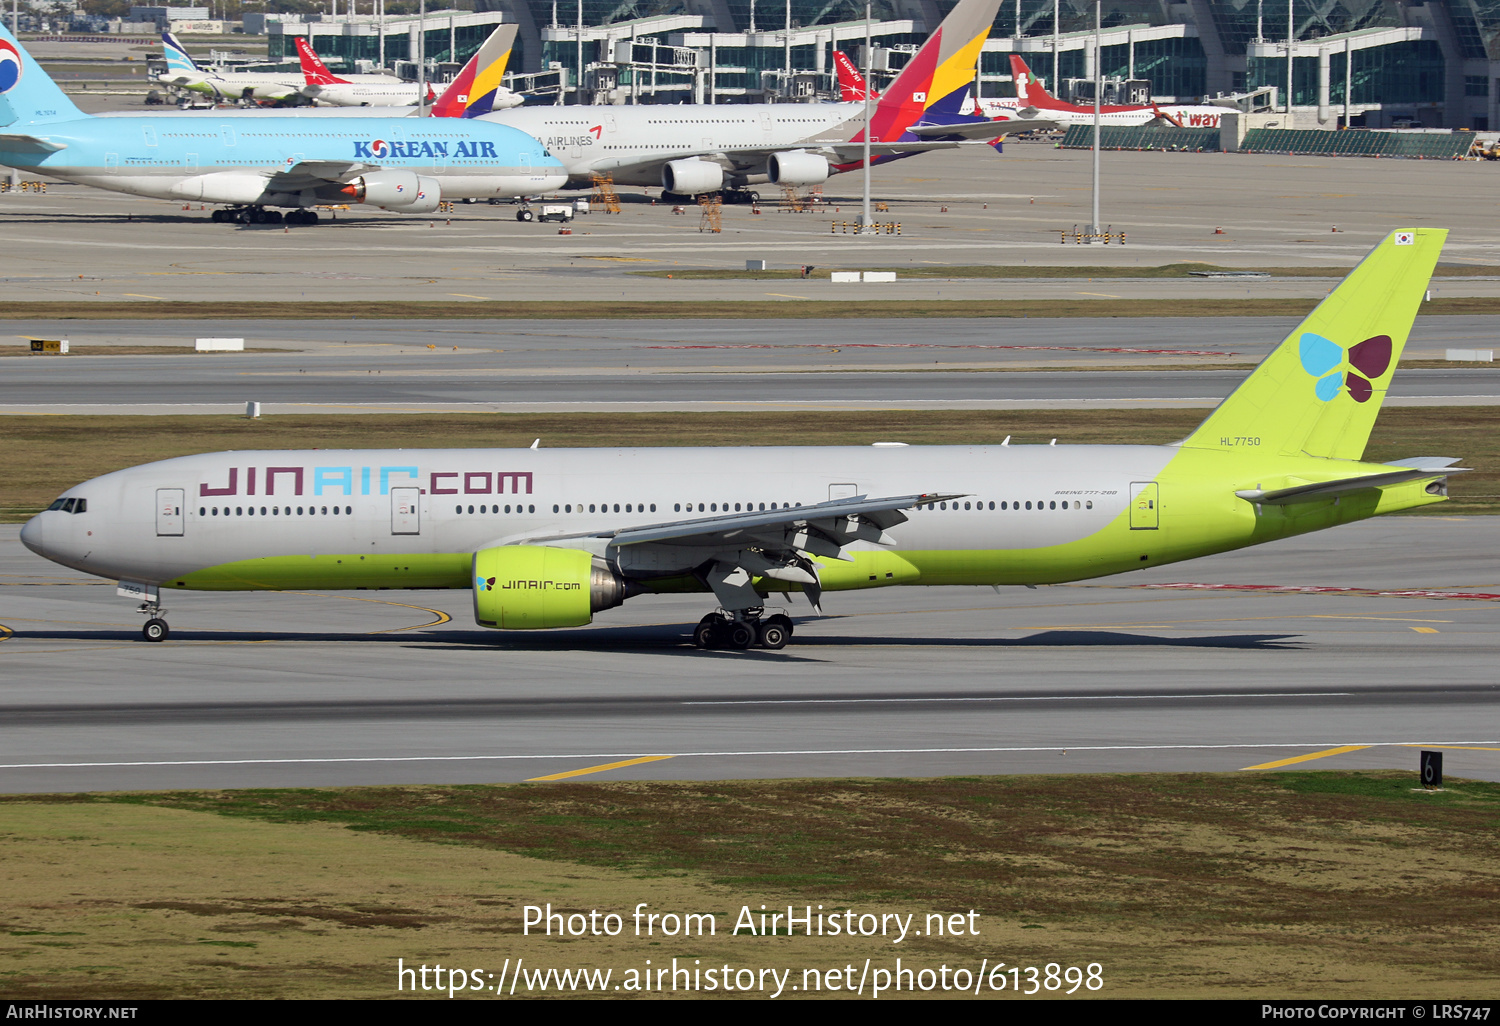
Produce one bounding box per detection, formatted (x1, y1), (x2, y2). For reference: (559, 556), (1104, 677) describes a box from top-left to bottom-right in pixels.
(527, 755), (675, 781)
(1241, 745), (1371, 770)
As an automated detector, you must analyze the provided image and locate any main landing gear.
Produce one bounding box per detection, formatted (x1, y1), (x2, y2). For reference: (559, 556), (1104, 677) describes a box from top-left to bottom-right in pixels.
(211, 206), (320, 225)
(693, 609), (793, 650)
(138, 600), (169, 642)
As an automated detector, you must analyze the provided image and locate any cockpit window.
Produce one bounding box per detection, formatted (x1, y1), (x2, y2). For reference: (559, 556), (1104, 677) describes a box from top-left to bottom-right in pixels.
(47, 497), (85, 513)
(47, 499), (67, 511)
(73, 498), (86, 513)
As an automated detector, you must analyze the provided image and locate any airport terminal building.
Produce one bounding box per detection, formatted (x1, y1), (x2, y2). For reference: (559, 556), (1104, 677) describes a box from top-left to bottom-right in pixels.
(251, 0), (1499, 128)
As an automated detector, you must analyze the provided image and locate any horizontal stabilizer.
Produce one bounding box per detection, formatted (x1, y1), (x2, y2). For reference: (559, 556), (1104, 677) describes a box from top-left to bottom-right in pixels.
(906, 119), (1007, 140)
(0, 133), (66, 152)
(1383, 456), (1464, 470)
(1236, 467), (1467, 505)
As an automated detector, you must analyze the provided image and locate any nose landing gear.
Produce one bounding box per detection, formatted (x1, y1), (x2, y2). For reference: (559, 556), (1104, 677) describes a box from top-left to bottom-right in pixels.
(693, 609), (793, 650)
(138, 600), (169, 642)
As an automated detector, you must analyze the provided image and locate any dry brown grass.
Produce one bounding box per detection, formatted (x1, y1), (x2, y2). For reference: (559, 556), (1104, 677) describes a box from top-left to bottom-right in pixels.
(2, 772), (1498, 999)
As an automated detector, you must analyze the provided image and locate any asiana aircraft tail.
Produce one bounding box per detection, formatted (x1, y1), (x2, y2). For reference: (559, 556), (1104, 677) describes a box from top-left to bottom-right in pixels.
(20, 231), (1461, 648)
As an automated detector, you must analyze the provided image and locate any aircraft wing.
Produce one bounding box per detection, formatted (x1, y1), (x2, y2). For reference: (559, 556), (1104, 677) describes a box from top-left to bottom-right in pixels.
(0, 133), (66, 153)
(1235, 467), (1467, 505)
(270, 160), (376, 188)
(495, 492), (964, 611)
(594, 139), (981, 183)
(610, 492), (962, 548)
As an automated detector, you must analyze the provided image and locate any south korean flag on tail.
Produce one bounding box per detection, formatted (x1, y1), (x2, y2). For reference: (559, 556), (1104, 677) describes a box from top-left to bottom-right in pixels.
(1394, 231), (1416, 246)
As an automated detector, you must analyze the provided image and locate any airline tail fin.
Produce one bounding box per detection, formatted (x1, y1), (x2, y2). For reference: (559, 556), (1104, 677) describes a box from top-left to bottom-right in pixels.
(295, 36), (348, 85)
(459, 23), (519, 117)
(0, 21), (85, 126)
(1008, 55), (1061, 108)
(1183, 229), (1446, 461)
(161, 30), (200, 74)
(864, 0), (1001, 139)
(834, 49), (874, 102)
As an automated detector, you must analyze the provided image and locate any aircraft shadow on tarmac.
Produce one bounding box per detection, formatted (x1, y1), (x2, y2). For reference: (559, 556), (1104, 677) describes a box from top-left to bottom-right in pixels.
(8, 625), (1305, 651)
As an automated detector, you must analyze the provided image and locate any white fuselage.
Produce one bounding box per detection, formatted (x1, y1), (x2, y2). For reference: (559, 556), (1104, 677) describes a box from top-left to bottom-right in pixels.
(21, 444), (1171, 588)
(303, 82), (423, 107)
(480, 102), (869, 184)
(977, 97), (1230, 129)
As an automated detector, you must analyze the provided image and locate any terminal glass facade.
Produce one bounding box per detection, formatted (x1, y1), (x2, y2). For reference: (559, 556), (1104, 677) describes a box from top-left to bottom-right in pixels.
(1248, 38), (1443, 105)
(1100, 35), (1206, 97)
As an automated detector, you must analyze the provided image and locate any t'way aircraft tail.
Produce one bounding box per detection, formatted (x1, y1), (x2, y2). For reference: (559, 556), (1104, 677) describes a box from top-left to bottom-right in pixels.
(1184, 229), (1446, 461)
(295, 36), (349, 85)
(0, 20), (85, 126)
(1008, 55), (1066, 109)
(432, 23), (519, 118)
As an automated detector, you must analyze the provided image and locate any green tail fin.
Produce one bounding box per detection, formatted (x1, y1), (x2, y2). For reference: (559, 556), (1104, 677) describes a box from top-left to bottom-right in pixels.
(1183, 228), (1446, 461)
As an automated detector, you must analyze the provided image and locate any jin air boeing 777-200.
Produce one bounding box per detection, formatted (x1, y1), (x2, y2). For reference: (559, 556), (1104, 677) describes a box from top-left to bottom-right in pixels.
(21, 230), (1461, 648)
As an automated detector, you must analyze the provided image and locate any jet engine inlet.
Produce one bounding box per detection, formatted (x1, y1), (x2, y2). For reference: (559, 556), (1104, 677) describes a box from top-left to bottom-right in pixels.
(660, 158), (724, 196)
(767, 151), (831, 186)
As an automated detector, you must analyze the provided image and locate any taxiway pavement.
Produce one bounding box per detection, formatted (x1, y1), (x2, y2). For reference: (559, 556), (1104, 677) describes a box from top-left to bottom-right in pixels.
(2, 518), (1496, 792)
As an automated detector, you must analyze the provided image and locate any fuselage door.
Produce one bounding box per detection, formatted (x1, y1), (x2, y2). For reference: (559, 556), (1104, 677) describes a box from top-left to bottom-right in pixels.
(1129, 481), (1159, 530)
(829, 483), (858, 500)
(391, 487), (421, 535)
(156, 488), (185, 536)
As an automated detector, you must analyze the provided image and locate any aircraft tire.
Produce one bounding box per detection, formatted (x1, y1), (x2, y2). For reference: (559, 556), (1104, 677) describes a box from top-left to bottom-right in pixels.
(756, 620), (788, 650)
(765, 613), (793, 637)
(235, 209), (253, 225)
(692, 618), (718, 649)
(265, 209), (284, 224)
(727, 622), (756, 649)
(142, 618), (168, 642)
(516, 209), (534, 222)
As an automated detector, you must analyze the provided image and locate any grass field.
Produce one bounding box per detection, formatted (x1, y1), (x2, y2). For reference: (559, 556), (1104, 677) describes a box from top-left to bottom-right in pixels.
(4, 408), (1497, 521)
(1, 772), (1497, 999)
(0, 297), (1494, 320)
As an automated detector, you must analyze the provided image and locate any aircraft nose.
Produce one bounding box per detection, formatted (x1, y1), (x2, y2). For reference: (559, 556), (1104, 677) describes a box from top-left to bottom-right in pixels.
(19, 514), (44, 557)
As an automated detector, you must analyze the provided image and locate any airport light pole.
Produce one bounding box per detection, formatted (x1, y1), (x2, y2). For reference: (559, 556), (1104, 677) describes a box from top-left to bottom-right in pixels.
(858, 0), (874, 233)
(1089, 0), (1100, 240)
(416, 0), (426, 115)
(577, 0), (583, 104)
(1286, 0), (1293, 118)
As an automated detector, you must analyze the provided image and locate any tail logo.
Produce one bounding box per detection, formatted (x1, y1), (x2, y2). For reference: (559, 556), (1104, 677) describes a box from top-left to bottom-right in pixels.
(0, 39), (23, 93)
(1300, 332), (1393, 404)
(1395, 231), (1415, 246)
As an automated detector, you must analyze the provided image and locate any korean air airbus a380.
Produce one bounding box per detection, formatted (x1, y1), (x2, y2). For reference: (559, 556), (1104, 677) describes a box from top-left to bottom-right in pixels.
(0, 24), (565, 221)
(21, 231), (1463, 648)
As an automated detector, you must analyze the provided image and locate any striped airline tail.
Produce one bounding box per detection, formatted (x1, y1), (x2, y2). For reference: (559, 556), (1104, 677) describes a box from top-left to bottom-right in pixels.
(0, 21), (84, 126)
(161, 30), (199, 74)
(295, 36), (348, 85)
(460, 23), (519, 117)
(864, 0), (1000, 139)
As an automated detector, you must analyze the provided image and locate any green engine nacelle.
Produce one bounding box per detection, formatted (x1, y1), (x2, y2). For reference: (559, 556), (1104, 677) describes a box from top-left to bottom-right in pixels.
(472, 545), (631, 630)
